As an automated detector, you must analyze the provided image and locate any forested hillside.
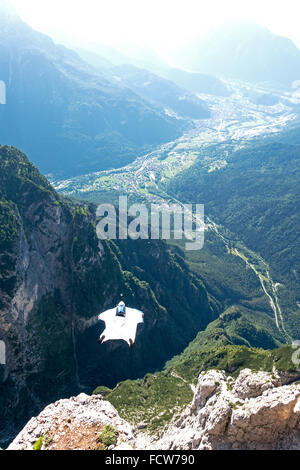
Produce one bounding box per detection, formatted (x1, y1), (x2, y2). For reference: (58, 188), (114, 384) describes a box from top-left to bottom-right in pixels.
(166, 132), (300, 336)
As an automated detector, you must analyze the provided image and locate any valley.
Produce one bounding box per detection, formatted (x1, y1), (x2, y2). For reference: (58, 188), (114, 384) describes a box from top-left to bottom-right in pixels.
(55, 80), (300, 342)
(1, 0), (300, 450)
(54, 80), (298, 200)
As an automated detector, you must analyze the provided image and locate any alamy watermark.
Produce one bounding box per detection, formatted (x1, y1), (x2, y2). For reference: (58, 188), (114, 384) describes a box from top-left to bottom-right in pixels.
(96, 196), (205, 251)
(0, 341), (5, 365)
(0, 80), (6, 104)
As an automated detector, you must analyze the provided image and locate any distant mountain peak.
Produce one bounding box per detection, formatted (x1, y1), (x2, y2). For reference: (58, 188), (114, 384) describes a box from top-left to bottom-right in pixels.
(174, 20), (300, 87)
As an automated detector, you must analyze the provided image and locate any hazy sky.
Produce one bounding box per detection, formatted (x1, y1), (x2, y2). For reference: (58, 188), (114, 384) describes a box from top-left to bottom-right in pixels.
(10, 0), (300, 57)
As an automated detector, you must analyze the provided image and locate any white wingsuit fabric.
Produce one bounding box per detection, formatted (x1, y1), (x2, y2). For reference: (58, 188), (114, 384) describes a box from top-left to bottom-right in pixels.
(98, 307), (144, 346)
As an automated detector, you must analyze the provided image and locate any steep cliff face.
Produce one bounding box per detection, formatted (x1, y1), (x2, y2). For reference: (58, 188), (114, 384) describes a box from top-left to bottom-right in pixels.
(0, 145), (217, 445)
(0, 145), (102, 442)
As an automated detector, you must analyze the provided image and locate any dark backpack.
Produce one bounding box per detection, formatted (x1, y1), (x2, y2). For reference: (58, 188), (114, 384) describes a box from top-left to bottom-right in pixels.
(116, 305), (126, 316)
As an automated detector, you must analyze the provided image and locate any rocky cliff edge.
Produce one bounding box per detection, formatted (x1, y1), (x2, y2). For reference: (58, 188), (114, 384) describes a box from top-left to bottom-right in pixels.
(7, 368), (300, 450)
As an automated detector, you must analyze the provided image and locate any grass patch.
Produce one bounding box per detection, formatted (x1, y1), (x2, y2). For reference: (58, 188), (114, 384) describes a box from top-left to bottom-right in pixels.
(97, 425), (118, 448)
(33, 436), (44, 451)
(98, 371), (193, 434)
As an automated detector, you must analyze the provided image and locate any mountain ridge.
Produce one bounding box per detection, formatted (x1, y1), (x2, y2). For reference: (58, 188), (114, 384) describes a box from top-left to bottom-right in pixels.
(0, 8), (193, 177)
(174, 20), (300, 87)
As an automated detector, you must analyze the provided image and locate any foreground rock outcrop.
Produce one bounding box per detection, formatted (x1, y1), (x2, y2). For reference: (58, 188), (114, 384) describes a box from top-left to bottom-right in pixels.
(154, 369), (300, 450)
(7, 393), (135, 451)
(7, 368), (300, 450)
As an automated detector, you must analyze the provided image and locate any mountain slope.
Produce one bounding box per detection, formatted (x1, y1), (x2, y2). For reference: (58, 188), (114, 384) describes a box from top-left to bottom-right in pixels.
(166, 133), (300, 338)
(158, 68), (231, 96)
(175, 20), (300, 87)
(77, 43), (230, 97)
(107, 64), (210, 119)
(0, 2), (189, 177)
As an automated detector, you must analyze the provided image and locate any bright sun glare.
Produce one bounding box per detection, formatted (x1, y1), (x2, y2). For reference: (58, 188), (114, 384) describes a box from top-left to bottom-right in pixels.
(10, 0), (300, 57)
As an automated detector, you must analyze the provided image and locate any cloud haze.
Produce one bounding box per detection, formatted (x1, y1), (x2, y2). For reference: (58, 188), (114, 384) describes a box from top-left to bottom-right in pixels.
(10, 0), (300, 57)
